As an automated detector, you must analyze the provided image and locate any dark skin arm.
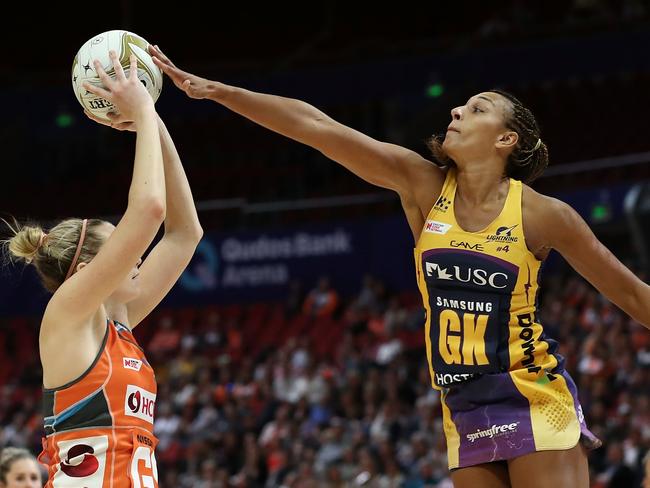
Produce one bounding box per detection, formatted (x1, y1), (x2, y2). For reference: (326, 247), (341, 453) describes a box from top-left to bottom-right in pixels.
(523, 185), (650, 328)
(149, 47), (647, 321)
(150, 47), (649, 327)
(149, 45), (445, 240)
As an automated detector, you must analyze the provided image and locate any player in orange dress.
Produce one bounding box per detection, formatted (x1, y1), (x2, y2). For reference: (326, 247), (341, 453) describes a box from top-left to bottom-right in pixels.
(3, 51), (202, 487)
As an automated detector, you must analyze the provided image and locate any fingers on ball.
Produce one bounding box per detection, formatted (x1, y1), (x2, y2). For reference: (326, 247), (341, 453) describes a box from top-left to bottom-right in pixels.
(129, 54), (138, 78)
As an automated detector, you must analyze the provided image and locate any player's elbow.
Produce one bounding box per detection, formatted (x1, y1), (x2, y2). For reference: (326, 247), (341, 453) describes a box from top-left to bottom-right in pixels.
(304, 113), (333, 144)
(139, 197), (166, 223)
(189, 224), (204, 245)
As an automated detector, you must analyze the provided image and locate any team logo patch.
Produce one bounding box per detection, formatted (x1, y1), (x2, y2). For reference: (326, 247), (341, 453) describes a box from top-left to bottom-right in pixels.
(123, 357), (143, 371)
(125, 385), (156, 424)
(53, 435), (107, 486)
(485, 224), (519, 243)
(61, 444), (98, 477)
(425, 262), (509, 289)
(424, 220), (452, 235)
(433, 196), (452, 212)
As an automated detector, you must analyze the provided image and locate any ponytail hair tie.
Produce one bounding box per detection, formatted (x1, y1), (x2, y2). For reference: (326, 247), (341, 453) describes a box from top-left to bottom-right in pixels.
(37, 232), (48, 251)
(65, 219), (88, 280)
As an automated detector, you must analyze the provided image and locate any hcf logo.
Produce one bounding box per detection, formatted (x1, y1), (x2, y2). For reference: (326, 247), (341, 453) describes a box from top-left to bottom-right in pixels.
(425, 262), (509, 289)
(125, 385), (156, 424)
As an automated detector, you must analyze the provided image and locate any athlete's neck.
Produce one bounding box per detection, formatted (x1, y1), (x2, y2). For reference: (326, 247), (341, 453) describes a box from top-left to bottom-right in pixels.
(455, 162), (508, 207)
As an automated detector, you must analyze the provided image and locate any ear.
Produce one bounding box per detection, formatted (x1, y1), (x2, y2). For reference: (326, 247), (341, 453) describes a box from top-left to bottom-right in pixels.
(76, 262), (88, 273)
(496, 130), (518, 149)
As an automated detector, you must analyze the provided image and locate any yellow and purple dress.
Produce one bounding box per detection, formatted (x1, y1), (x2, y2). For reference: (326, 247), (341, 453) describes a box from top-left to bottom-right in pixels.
(414, 168), (601, 469)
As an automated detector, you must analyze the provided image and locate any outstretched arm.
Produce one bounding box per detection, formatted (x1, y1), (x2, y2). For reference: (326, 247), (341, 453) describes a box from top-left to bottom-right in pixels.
(149, 45), (443, 200)
(538, 195), (650, 329)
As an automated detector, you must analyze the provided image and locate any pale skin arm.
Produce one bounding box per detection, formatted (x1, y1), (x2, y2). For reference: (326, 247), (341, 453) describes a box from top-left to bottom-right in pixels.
(85, 111), (204, 328)
(528, 191), (650, 329)
(148, 45), (445, 232)
(127, 117), (203, 327)
(44, 52), (166, 328)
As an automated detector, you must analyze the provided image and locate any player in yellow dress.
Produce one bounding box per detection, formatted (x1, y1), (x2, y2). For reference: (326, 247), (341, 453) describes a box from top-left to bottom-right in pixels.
(148, 45), (650, 487)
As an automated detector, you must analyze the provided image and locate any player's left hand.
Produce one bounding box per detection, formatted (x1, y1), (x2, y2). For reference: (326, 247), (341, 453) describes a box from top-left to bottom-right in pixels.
(84, 110), (136, 132)
(149, 45), (216, 100)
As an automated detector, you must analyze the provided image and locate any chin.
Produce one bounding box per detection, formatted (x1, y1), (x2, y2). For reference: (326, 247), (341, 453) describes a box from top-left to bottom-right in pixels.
(442, 144), (457, 161)
(442, 137), (455, 152)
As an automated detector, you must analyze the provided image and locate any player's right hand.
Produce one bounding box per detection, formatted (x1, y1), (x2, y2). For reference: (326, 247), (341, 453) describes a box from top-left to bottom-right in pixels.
(83, 50), (155, 121)
(149, 45), (216, 100)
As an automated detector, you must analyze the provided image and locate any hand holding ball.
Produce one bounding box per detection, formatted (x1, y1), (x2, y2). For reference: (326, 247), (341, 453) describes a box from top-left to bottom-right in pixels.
(72, 30), (162, 121)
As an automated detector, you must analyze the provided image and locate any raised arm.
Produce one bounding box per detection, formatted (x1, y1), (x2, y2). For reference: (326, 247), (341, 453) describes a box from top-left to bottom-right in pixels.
(81, 110), (203, 327)
(149, 46), (443, 200)
(531, 192), (650, 329)
(45, 52), (166, 326)
(125, 116), (203, 327)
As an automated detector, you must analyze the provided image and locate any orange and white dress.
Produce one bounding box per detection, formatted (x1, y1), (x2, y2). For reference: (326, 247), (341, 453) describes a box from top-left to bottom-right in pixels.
(40, 319), (158, 487)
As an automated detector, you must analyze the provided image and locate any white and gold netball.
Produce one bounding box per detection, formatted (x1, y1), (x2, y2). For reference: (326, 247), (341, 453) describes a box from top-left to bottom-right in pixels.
(72, 30), (163, 121)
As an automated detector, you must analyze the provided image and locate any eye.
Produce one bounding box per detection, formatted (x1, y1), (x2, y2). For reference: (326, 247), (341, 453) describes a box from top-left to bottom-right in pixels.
(472, 105), (484, 113)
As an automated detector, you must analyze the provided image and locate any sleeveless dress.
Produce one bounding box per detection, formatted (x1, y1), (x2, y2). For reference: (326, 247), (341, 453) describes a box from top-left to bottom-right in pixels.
(414, 168), (601, 469)
(39, 319), (159, 487)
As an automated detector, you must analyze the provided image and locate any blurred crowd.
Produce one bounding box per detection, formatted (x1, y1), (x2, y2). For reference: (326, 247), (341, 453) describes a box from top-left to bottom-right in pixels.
(0, 266), (648, 487)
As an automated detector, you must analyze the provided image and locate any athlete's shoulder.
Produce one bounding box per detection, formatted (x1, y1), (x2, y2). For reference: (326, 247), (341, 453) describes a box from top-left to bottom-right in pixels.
(522, 184), (574, 221)
(404, 155), (448, 212)
(404, 152), (447, 183)
(521, 185), (582, 253)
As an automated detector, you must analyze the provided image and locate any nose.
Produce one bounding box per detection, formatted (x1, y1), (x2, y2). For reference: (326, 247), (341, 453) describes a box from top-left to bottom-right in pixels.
(136, 258), (142, 267)
(451, 106), (462, 120)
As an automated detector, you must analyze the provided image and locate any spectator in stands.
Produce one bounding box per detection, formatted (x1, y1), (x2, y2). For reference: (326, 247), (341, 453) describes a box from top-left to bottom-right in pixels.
(355, 274), (383, 315)
(259, 402), (292, 449)
(0, 269), (648, 484)
(148, 314), (181, 355)
(382, 296), (409, 335)
(302, 276), (340, 318)
(315, 417), (346, 474)
(594, 441), (636, 487)
(198, 309), (223, 355)
(195, 458), (218, 488)
(374, 327), (404, 366)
